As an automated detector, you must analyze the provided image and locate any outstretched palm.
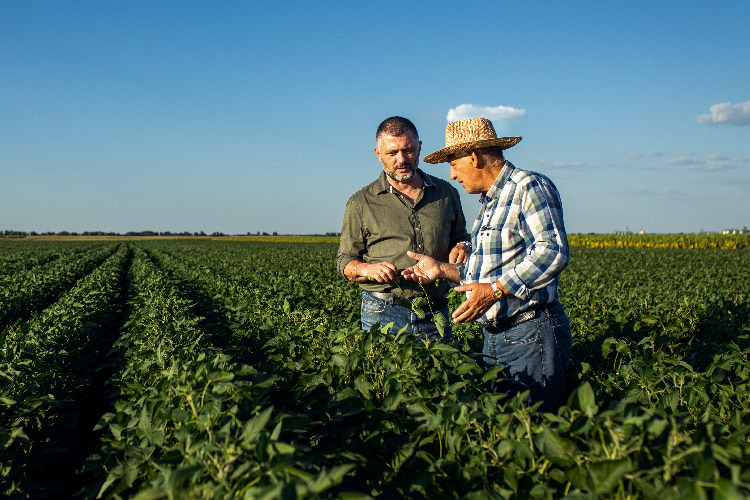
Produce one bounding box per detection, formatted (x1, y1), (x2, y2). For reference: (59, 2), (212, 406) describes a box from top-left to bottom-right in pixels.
(401, 251), (442, 283)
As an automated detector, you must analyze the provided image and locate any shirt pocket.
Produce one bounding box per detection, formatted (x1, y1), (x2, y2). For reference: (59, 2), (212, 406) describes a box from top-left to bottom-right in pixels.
(477, 225), (521, 252)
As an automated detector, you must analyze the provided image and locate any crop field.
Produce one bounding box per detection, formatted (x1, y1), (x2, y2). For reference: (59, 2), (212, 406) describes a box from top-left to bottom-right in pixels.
(1, 236), (749, 499)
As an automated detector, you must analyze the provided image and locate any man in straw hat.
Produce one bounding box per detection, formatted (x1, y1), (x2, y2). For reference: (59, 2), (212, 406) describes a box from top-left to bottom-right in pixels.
(336, 116), (471, 341)
(401, 117), (572, 411)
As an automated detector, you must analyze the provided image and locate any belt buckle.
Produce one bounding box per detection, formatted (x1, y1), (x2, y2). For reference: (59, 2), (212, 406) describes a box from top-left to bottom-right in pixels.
(509, 309), (536, 327)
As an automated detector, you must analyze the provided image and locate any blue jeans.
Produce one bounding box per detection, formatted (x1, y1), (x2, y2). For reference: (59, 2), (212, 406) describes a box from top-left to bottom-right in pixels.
(360, 290), (453, 342)
(482, 301), (572, 412)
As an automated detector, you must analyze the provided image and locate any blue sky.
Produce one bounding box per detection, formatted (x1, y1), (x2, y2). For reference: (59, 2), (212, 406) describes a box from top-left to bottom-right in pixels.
(2, 1), (748, 234)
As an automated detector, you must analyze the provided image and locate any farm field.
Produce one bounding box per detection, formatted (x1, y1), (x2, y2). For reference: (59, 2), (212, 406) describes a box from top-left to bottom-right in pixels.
(1, 237), (749, 499)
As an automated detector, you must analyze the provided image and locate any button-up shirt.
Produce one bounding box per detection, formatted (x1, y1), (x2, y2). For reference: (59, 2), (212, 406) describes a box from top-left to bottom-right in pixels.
(337, 169), (470, 302)
(457, 161), (568, 323)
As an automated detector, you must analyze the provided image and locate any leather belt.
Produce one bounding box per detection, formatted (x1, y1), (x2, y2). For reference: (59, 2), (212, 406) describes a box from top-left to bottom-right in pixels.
(485, 301), (559, 331)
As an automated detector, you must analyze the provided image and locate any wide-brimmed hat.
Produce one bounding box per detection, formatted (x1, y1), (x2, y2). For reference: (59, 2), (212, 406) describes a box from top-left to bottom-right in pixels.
(423, 117), (521, 164)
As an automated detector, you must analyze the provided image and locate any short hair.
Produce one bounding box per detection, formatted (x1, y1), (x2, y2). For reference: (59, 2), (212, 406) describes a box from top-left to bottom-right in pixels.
(476, 146), (506, 164)
(376, 116), (419, 143)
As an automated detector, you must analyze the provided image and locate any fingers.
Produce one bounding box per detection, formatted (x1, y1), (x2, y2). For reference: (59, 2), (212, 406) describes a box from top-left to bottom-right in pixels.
(455, 249), (468, 263)
(365, 262), (399, 283)
(407, 250), (426, 260)
(401, 267), (430, 283)
(448, 247), (459, 264)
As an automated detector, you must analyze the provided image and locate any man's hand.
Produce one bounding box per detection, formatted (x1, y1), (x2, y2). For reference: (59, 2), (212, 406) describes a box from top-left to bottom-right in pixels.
(360, 261), (400, 283)
(451, 283), (497, 323)
(400, 251), (442, 283)
(449, 242), (471, 264)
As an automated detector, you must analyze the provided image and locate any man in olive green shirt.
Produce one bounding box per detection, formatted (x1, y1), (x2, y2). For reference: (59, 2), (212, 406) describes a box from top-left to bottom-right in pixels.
(336, 116), (470, 340)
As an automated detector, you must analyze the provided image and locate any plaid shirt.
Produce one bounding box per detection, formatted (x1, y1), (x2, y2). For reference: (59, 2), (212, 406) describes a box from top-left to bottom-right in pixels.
(456, 161), (568, 323)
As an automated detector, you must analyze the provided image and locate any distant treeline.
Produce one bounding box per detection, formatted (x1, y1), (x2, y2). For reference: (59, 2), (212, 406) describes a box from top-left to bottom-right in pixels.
(1, 230), (342, 237)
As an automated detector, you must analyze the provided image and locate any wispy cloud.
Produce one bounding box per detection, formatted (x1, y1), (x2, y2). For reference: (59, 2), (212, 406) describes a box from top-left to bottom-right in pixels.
(664, 154), (747, 171)
(536, 159), (587, 170)
(446, 104), (526, 122)
(628, 150), (748, 171)
(628, 150), (664, 161)
(614, 187), (684, 198)
(696, 101), (750, 126)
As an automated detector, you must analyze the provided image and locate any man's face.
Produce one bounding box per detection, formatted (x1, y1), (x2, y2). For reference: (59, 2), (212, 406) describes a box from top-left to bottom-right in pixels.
(375, 132), (421, 182)
(449, 153), (482, 194)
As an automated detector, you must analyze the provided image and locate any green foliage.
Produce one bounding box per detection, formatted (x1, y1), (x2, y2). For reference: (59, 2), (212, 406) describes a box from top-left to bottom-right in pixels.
(0, 240), (748, 498)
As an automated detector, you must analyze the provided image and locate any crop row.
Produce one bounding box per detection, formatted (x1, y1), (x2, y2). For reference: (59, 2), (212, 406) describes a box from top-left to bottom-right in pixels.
(0, 243), (119, 330)
(1, 244), (130, 497)
(0, 240), (748, 498)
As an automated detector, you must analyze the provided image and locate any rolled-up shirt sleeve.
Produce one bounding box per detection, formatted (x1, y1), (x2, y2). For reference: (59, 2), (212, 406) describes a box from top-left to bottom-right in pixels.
(498, 177), (568, 299)
(336, 197), (365, 279)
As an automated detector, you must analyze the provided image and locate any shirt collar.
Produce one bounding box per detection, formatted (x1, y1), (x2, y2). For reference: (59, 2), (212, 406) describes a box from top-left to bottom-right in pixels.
(479, 161), (514, 204)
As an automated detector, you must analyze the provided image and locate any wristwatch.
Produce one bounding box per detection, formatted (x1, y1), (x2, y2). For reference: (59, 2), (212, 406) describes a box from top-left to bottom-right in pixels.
(491, 281), (504, 300)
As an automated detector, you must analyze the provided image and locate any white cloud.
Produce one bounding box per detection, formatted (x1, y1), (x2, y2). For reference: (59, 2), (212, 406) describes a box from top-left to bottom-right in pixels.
(664, 154), (744, 171)
(447, 104), (526, 122)
(537, 159), (587, 170)
(628, 150), (664, 162)
(696, 101), (750, 126)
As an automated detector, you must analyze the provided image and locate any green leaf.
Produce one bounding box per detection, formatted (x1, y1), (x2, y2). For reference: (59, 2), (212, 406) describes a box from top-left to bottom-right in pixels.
(570, 382), (598, 418)
(242, 406), (273, 444)
(586, 459), (630, 495)
(307, 464), (356, 493)
(433, 311), (447, 336)
(536, 426), (577, 466)
(132, 488), (168, 500)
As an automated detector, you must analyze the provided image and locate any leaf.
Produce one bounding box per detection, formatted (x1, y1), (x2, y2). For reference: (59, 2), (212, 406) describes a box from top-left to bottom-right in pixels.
(535, 426), (577, 466)
(715, 478), (745, 500)
(586, 459), (630, 495)
(307, 464), (356, 493)
(482, 366), (505, 383)
(132, 488), (168, 500)
(569, 382), (598, 418)
(433, 311), (447, 336)
(354, 375), (373, 399)
(242, 406), (274, 444)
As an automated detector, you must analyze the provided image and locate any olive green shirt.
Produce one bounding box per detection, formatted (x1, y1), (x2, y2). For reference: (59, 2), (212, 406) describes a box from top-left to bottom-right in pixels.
(336, 169), (470, 302)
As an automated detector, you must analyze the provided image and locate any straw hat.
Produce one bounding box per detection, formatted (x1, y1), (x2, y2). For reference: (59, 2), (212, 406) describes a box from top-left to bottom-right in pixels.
(423, 118), (521, 164)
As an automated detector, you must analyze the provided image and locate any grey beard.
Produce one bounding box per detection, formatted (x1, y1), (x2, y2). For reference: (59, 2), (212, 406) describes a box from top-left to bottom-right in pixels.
(386, 164), (416, 182)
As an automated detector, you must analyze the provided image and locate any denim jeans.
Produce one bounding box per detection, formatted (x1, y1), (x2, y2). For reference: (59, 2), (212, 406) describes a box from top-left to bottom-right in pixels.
(360, 290), (453, 342)
(482, 301), (572, 412)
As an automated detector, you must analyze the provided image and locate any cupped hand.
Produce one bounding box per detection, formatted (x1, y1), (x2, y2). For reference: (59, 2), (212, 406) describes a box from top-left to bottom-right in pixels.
(401, 251), (442, 283)
(363, 261), (400, 283)
(448, 242), (470, 264)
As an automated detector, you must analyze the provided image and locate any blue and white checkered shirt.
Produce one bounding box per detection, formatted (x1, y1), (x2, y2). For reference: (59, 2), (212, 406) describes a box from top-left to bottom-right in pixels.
(456, 161), (568, 324)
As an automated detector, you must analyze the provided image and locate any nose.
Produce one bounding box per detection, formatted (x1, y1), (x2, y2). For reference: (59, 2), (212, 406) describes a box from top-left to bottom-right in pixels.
(450, 165), (457, 180)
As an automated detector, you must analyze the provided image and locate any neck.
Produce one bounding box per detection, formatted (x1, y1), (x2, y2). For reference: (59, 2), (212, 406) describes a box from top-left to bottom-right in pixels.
(478, 162), (507, 195)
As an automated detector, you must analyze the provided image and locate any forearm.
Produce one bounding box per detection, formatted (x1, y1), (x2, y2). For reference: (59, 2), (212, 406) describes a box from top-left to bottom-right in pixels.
(500, 239), (568, 298)
(437, 261), (462, 283)
(343, 259), (369, 282)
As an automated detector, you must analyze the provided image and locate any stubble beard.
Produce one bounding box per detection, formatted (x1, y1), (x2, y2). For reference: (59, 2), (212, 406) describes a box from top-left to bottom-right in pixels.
(385, 161), (418, 183)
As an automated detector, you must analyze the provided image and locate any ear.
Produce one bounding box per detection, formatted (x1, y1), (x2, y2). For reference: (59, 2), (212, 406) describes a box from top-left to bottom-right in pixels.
(374, 145), (382, 161)
(469, 151), (481, 168)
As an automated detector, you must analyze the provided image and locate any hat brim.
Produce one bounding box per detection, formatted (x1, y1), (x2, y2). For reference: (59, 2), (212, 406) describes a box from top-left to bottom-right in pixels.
(423, 137), (522, 164)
